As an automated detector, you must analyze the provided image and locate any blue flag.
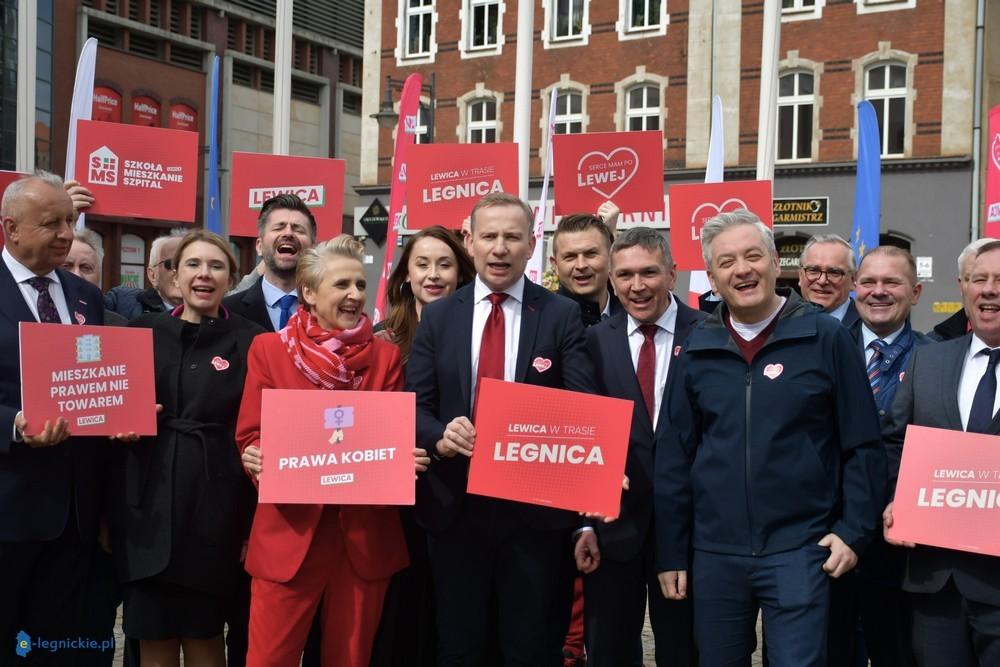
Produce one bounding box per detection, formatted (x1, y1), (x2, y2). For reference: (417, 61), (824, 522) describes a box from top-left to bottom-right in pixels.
(851, 100), (881, 263)
(206, 55), (222, 234)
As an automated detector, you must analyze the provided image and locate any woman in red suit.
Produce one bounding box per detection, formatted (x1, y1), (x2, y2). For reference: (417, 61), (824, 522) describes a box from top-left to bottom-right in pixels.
(236, 235), (428, 667)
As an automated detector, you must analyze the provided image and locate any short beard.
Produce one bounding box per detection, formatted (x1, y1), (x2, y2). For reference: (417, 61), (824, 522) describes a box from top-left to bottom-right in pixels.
(264, 254), (297, 281)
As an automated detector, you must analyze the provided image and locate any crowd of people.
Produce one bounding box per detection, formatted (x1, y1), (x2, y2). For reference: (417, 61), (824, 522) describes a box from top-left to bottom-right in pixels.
(1, 168), (997, 667)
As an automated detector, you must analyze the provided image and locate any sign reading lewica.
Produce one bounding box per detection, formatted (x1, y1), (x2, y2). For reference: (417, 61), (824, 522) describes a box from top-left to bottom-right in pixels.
(773, 197), (829, 226)
(229, 152), (346, 239)
(405, 143), (519, 230)
(75, 119), (199, 222)
(467, 379), (632, 518)
(258, 389), (415, 505)
(19, 323), (157, 437)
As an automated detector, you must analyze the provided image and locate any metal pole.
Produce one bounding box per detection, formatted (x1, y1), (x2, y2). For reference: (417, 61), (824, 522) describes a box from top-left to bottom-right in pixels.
(512, 0), (535, 199)
(428, 72), (436, 143)
(272, 0), (294, 155)
(755, 0), (781, 180)
(16, 1), (37, 172)
(970, 0), (986, 239)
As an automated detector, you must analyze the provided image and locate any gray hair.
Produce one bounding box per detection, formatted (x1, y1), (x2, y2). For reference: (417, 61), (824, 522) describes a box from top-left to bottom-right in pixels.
(148, 227), (189, 267)
(700, 209), (777, 268)
(296, 234), (365, 301)
(800, 233), (856, 273)
(958, 238), (995, 279)
(73, 228), (105, 268)
(611, 227), (673, 266)
(1, 170), (66, 217)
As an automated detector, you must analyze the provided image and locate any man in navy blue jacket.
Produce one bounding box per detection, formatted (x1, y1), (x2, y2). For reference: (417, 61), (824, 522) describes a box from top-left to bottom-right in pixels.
(655, 210), (886, 666)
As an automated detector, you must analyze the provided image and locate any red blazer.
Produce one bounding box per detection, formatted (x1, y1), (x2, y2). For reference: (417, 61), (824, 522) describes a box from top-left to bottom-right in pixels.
(236, 332), (409, 583)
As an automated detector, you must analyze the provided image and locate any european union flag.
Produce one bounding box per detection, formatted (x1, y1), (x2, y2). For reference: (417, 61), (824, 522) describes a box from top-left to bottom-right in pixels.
(852, 100), (881, 263)
(206, 55), (222, 234)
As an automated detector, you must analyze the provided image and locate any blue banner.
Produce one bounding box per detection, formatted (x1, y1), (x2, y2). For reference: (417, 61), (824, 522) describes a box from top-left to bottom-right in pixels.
(851, 100), (881, 263)
(206, 55), (222, 234)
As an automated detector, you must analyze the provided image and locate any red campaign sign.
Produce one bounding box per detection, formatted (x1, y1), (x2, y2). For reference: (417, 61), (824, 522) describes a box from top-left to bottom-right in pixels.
(985, 105), (1000, 238)
(888, 425), (1000, 557)
(668, 180), (774, 271)
(467, 379), (632, 518)
(92, 86), (122, 123)
(552, 130), (664, 216)
(229, 152), (346, 239)
(75, 119), (199, 222)
(168, 103), (197, 132)
(258, 389), (415, 505)
(131, 95), (161, 127)
(19, 323), (157, 437)
(406, 143), (519, 230)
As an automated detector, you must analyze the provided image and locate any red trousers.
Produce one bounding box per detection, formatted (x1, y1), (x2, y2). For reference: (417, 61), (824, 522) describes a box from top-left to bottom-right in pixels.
(246, 509), (390, 667)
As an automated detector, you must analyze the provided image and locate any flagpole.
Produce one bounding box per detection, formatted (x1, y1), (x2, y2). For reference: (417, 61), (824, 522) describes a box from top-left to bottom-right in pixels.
(15, 0), (37, 172)
(512, 0), (534, 200)
(205, 55), (222, 234)
(273, 0), (293, 155)
(755, 0), (781, 181)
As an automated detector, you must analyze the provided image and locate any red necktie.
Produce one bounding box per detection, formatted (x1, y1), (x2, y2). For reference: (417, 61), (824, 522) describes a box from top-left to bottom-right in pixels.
(477, 293), (508, 386)
(637, 324), (658, 420)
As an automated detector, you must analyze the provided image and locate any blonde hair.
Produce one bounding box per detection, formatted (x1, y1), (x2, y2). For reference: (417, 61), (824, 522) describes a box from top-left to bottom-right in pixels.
(296, 234), (365, 299)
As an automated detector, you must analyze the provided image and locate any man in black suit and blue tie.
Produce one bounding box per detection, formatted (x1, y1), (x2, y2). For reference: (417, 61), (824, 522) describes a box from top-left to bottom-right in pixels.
(579, 227), (702, 666)
(0, 172), (106, 656)
(406, 192), (597, 665)
(883, 239), (1000, 666)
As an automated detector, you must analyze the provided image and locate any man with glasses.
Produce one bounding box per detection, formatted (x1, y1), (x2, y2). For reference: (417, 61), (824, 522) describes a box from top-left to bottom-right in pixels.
(105, 230), (186, 320)
(798, 234), (860, 327)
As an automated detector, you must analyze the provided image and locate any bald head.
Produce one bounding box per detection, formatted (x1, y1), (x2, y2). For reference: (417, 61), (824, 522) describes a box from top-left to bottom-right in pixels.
(1, 173), (76, 275)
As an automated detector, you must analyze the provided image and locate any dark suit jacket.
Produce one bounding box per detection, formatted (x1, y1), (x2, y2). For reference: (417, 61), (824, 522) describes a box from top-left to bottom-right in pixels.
(223, 277), (274, 332)
(841, 298), (861, 328)
(0, 260), (105, 542)
(884, 333), (1000, 605)
(406, 280), (598, 534)
(585, 298), (705, 562)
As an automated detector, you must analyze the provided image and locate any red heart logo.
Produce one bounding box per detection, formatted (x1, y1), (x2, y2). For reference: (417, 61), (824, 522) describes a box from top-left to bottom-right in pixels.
(992, 133), (1000, 171)
(576, 147), (640, 199)
(762, 363), (783, 380)
(210, 356), (230, 371)
(691, 197), (751, 229)
(532, 357), (552, 373)
(74, 312), (86, 325)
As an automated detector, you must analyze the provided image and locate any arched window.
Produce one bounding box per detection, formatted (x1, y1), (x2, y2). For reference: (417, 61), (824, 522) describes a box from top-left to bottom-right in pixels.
(777, 71), (814, 161)
(864, 63), (907, 156)
(467, 99), (497, 143)
(554, 91), (584, 134)
(625, 84), (660, 131)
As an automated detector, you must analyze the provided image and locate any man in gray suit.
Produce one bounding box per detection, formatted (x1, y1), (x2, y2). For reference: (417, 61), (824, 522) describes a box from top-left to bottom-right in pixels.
(883, 240), (1000, 666)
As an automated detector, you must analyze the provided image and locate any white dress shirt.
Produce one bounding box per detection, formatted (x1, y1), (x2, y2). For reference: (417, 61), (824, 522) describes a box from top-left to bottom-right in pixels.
(260, 276), (299, 331)
(829, 298), (851, 322)
(626, 295), (678, 430)
(471, 275), (524, 407)
(958, 334), (1000, 430)
(2, 246), (71, 324)
(861, 324), (904, 365)
(728, 297), (786, 341)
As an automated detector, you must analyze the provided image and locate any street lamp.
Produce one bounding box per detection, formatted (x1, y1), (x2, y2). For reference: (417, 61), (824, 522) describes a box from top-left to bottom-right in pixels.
(370, 73), (436, 143)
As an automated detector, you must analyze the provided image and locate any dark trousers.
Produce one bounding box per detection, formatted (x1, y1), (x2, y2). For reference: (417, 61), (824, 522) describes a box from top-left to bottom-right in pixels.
(825, 573), (867, 667)
(0, 519), (94, 667)
(429, 517), (566, 667)
(225, 568), (252, 667)
(692, 546), (830, 667)
(583, 536), (695, 667)
(911, 579), (1000, 667)
(76, 547), (119, 667)
(859, 580), (917, 667)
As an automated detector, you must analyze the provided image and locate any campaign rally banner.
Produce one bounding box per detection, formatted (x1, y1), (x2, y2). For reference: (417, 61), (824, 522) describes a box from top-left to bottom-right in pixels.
(258, 389), (415, 505)
(467, 379), (632, 518)
(888, 425), (1000, 557)
(552, 130), (664, 216)
(405, 143), (519, 231)
(75, 119), (199, 222)
(229, 152), (346, 239)
(985, 104), (1000, 238)
(19, 323), (156, 437)
(668, 180), (774, 271)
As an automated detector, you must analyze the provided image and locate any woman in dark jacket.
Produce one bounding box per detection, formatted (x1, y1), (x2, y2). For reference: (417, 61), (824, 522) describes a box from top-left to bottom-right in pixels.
(113, 229), (264, 667)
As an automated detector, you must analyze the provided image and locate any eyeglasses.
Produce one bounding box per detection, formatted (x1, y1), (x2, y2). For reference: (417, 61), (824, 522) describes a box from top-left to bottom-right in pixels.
(802, 266), (848, 283)
(151, 258), (173, 271)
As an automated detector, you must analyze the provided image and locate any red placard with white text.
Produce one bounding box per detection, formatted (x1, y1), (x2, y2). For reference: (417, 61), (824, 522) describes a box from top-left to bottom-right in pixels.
(131, 96), (161, 126)
(75, 119), (199, 222)
(467, 379), (632, 517)
(229, 152), (346, 239)
(19, 323), (157, 436)
(258, 389), (415, 505)
(552, 130), (664, 215)
(888, 425), (1000, 557)
(668, 180), (774, 271)
(406, 143), (519, 230)
(168, 103), (197, 132)
(985, 105), (1000, 238)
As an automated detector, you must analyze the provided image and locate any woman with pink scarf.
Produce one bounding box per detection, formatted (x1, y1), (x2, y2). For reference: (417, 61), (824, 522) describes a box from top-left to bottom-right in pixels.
(236, 235), (429, 666)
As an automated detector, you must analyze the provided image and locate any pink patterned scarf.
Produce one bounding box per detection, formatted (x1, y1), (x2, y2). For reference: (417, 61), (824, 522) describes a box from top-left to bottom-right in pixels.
(279, 309), (374, 389)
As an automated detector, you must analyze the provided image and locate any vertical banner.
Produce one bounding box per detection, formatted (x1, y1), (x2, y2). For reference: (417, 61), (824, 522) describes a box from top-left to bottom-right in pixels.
(66, 38), (97, 231)
(526, 88), (558, 285)
(205, 56), (222, 234)
(852, 100), (881, 262)
(373, 73), (422, 323)
(688, 95), (724, 307)
(985, 105), (1000, 239)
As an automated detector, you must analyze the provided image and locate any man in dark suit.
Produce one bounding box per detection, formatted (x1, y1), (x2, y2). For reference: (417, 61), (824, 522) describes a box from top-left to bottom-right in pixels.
(549, 212), (623, 326)
(223, 194), (317, 332)
(0, 172), (106, 657)
(929, 239), (993, 341)
(580, 227), (702, 666)
(799, 234), (860, 327)
(883, 240), (1000, 666)
(406, 192), (597, 665)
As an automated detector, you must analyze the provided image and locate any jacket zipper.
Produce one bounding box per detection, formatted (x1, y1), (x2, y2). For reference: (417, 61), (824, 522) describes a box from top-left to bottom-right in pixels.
(745, 368), (757, 556)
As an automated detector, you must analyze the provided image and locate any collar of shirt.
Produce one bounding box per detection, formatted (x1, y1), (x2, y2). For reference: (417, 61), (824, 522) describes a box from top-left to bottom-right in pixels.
(862, 323), (904, 349)
(600, 292), (612, 319)
(2, 246), (61, 286)
(261, 275), (298, 307)
(626, 292), (677, 337)
(967, 333), (998, 362)
(829, 298), (851, 322)
(474, 274), (525, 305)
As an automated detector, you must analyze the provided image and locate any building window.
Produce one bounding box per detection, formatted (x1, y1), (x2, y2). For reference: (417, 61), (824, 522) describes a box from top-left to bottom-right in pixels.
(415, 103), (431, 144)
(782, 0), (815, 10)
(625, 84), (660, 131)
(865, 63), (906, 156)
(467, 99), (498, 143)
(627, 0), (662, 30)
(554, 0), (586, 39)
(405, 0), (434, 58)
(469, 0), (500, 49)
(777, 71), (814, 161)
(857, 0), (916, 15)
(554, 91), (584, 134)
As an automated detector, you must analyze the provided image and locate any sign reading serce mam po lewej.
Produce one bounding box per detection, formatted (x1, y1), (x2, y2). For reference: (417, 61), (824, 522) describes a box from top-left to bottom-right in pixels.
(773, 197), (829, 226)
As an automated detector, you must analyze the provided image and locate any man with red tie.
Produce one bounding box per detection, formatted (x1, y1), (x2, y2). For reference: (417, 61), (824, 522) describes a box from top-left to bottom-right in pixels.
(406, 192), (597, 665)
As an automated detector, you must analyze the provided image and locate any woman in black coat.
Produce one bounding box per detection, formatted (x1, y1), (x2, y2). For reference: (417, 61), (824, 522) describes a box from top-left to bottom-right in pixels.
(112, 230), (264, 667)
